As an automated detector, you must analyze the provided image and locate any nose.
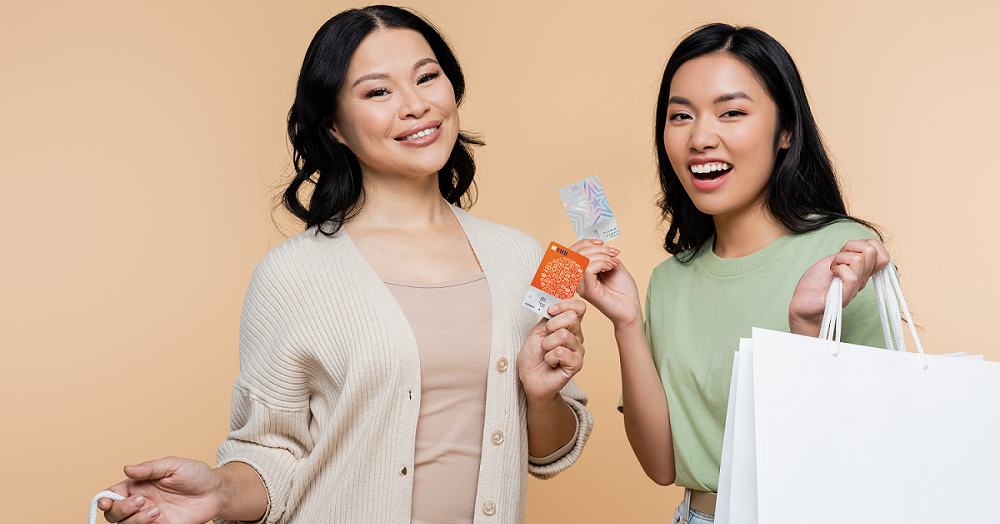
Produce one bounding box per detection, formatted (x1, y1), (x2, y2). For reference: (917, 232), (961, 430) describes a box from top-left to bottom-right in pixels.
(689, 117), (719, 152)
(398, 85), (430, 119)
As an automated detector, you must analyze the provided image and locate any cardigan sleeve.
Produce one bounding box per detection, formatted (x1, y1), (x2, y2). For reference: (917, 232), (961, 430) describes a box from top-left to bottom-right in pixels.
(527, 378), (593, 479)
(215, 249), (316, 524)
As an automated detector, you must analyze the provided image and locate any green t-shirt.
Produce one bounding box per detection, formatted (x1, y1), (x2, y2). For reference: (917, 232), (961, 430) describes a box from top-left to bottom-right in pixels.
(640, 221), (886, 492)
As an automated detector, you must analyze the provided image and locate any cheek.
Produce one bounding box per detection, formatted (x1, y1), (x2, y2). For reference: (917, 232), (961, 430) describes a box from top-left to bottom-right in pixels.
(663, 131), (687, 170)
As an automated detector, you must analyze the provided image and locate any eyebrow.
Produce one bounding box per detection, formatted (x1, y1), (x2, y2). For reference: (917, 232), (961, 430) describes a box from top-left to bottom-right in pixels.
(350, 58), (441, 89)
(667, 91), (754, 106)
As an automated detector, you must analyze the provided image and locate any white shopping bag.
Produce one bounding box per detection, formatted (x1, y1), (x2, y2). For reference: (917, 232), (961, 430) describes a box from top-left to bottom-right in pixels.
(717, 264), (1000, 523)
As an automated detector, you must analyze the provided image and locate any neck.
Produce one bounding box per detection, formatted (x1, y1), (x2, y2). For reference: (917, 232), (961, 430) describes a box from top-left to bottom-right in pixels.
(347, 171), (451, 231)
(712, 204), (789, 259)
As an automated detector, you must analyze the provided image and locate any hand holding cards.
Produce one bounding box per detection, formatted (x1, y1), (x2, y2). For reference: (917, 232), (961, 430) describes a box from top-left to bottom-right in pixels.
(522, 242), (590, 318)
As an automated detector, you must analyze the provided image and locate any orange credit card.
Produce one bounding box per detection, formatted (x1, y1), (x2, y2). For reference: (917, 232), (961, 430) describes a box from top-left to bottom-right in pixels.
(522, 242), (590, 318)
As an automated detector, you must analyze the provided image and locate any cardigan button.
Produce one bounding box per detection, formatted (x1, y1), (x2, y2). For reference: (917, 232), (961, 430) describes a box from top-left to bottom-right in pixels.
(482, 501), (496, 516)
(496, 358), (508, 372)
(491, 430), (504, 445)
(401, 466), (408, 476)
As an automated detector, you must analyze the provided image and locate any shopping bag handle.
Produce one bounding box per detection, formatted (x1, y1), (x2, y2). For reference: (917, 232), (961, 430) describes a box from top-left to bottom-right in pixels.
(818, 261), (928, 369)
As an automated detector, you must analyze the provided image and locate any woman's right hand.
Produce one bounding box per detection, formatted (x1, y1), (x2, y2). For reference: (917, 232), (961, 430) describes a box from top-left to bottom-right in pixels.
(99, 457), (224, 524)
(570, 239), (642, 330)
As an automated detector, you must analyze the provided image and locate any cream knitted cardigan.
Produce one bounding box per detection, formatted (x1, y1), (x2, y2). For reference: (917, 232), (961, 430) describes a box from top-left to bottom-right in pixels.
(216, 207), (593, 524)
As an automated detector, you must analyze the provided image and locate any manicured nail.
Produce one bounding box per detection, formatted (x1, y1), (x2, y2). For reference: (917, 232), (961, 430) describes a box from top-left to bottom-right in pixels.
(547, 305), (558, 314)
(148, 507), (160, 519)
(134, 496), (145, 507)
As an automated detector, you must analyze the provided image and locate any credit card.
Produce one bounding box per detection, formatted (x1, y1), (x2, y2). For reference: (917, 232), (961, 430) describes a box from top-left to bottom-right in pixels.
(558, 175), (620, 242)
(522, 242), (589, 318)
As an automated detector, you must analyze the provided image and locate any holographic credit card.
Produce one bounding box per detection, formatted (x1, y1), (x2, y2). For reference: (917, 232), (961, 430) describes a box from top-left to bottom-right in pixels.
(558, 175), (620, 242)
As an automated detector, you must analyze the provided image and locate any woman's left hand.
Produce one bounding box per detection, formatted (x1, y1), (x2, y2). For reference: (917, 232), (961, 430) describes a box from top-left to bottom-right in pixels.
(789, 238), (890, 337)
(518, 299), (587, 401)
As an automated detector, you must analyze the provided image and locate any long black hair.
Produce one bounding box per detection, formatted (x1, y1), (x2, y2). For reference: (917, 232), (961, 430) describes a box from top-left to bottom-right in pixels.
(654, 23), (879, 260)
(284, 5), (482, 235)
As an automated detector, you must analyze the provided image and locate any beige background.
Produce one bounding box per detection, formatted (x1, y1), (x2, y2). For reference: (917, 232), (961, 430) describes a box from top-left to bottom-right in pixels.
(2, 0), (998, 522)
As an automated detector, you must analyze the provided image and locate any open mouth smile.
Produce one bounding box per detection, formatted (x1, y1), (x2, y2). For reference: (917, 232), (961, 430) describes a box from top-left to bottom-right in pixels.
(691, 162), (732, 180)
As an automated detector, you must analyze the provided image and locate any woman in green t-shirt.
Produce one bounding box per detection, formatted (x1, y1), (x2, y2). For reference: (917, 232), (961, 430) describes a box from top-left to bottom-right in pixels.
(575, 24), (890, 523)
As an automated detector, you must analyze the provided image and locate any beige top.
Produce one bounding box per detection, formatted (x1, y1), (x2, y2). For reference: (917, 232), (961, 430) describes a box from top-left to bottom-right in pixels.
(385, 273), (491, 524)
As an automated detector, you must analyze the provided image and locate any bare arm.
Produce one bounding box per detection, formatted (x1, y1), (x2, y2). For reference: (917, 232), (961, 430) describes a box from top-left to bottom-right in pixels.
(572, 240), (675, 485)
(615, 316), (675, 485)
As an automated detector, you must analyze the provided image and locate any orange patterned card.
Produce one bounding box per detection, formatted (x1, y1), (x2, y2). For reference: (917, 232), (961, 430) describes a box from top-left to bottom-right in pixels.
(522, 242), (589, 318)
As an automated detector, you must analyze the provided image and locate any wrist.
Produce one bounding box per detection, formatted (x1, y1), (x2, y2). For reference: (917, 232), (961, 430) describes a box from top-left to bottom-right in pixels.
(613, 311), (644, 337)
(213, 462), (267, 521)
(525, 389), (566, 408)
(211, 466), (232, 516)
(788, 311), (821, 337)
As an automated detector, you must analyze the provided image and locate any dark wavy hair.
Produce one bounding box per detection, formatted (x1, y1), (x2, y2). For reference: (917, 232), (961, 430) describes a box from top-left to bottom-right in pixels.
(654, 23), (879, 261)
(283, 5), (482, 235)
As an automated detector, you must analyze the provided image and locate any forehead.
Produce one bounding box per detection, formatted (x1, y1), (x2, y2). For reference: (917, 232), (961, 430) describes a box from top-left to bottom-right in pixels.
(669, 53), (770, 102)
(346, 28), (436, 78)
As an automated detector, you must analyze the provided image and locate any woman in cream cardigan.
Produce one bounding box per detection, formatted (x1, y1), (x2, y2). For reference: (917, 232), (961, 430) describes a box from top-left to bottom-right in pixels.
(99, 6), (592, 524)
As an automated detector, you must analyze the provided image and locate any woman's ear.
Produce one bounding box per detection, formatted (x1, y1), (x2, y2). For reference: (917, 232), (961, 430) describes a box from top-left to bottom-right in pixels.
(325, 115), (343, 142)
(779, 128), (792, 150)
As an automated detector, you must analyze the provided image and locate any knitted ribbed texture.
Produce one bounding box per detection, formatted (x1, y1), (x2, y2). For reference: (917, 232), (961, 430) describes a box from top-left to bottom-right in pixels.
(215, 207), (592, 524)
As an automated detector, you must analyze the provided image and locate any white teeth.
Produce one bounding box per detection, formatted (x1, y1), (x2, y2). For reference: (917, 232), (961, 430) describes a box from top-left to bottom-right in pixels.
(402, 126), (438, 140)
(691, 162), (730, 174)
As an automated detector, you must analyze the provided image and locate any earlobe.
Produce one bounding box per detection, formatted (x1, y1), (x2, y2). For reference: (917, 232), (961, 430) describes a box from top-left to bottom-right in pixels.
(779, 128), (792, 149)
(325, 116), (343, 142)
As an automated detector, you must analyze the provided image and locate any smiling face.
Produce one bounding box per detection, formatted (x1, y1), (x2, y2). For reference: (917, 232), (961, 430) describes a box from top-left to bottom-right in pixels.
(329, 28), (459, 184)
(663, 52), (790, 224)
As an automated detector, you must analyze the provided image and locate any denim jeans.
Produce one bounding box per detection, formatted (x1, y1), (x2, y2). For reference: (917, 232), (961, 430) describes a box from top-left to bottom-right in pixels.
(669, 489), (715, 524)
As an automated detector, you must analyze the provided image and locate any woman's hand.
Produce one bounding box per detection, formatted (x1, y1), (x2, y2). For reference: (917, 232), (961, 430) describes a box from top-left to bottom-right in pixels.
(98, 458), (265, 524)
(518, 299), (587, 401)
(99, 457), (221, 524)
(789, 238), (890, 337)
(570, 239), (642, 330)
(518, 299), (587, 457)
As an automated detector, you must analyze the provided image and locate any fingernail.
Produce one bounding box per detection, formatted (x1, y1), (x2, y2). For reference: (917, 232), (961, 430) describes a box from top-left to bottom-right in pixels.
(609, 248), (620, 254)
(134, 496), (145, 507)
(547, 305), (558, 314)
(148, 507), (160, 519)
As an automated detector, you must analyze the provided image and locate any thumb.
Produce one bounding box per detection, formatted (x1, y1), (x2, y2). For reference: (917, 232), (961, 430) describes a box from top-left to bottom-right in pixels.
(124, 457), (179, 481)
(530, 318), (548, 338)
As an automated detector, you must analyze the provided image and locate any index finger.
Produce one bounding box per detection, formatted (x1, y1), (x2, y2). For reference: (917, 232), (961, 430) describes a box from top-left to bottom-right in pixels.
(568, 239), (604, 253)
(862, 238), (890, 271)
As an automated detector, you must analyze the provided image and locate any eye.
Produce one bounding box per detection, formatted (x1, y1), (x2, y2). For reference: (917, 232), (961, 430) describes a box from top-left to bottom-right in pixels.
(417, 71), (440, 84)
(669, 112), (692, 122)
(722, 109), (747, 118)
(364, 87), (390, 98)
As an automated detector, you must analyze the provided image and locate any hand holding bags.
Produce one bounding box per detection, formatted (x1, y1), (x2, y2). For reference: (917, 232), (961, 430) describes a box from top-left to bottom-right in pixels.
(717, 263), (1000, 523)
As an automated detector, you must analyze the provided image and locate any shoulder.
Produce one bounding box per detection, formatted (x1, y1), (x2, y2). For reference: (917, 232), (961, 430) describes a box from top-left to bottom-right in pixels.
(792, 220), (878, 250)
(246, 226), (355, 297)
(253, 227), (338, 271)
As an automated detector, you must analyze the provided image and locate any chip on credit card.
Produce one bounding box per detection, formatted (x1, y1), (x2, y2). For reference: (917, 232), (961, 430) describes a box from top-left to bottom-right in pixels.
(522, 242), (589, 318)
